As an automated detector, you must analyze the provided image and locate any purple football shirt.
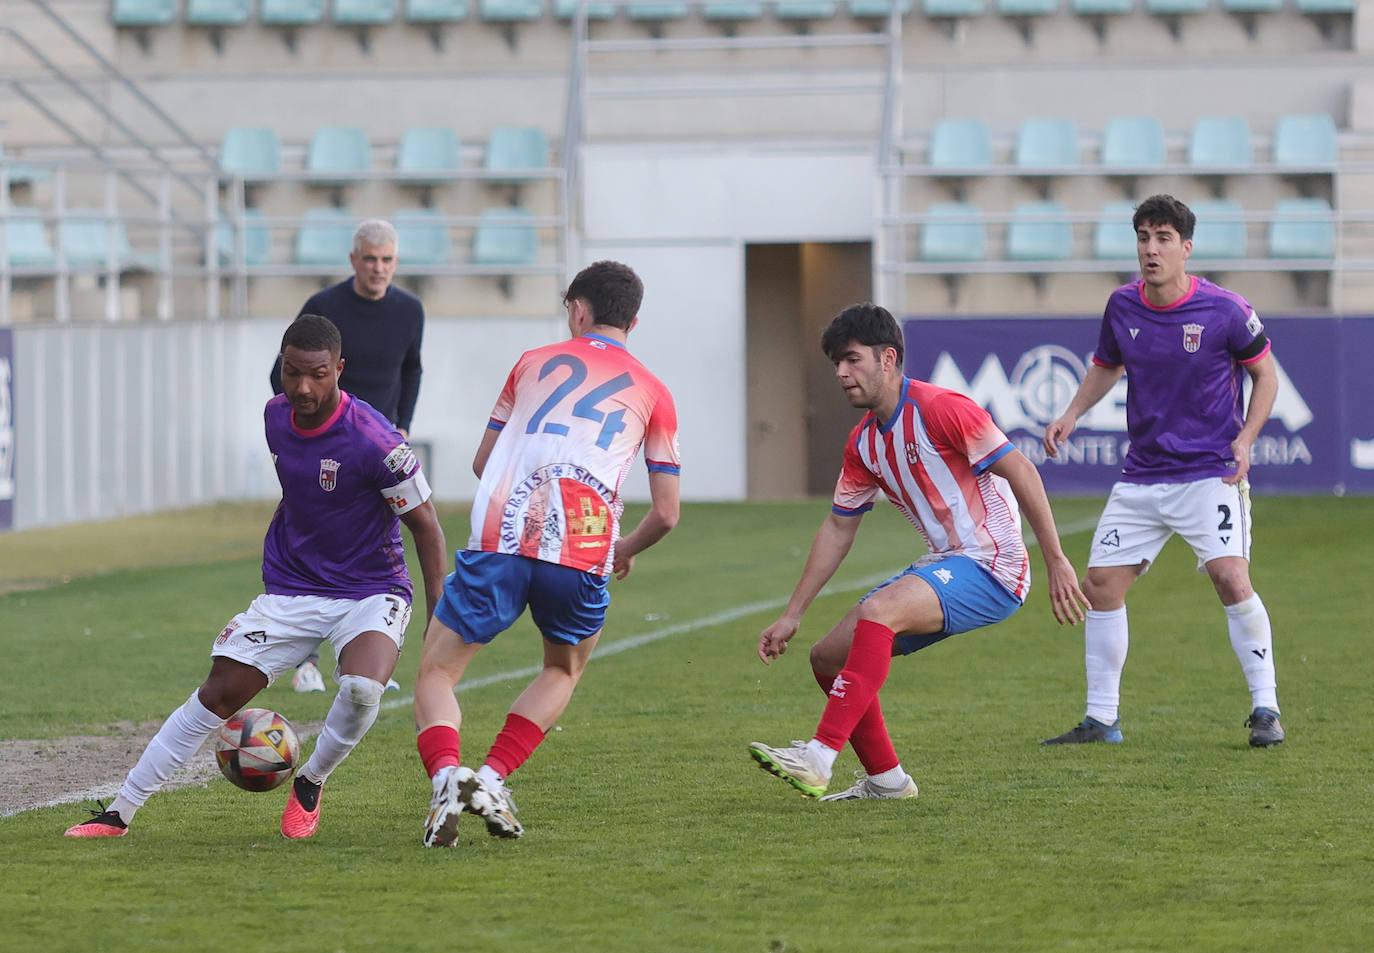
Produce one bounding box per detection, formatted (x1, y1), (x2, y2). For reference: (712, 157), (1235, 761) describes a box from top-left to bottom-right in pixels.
(261, 392), (431, 601)
(1095, 276), (1271, 483)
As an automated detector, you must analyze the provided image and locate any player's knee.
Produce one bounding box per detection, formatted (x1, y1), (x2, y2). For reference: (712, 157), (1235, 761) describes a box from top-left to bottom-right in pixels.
(337, 674), (385, 710)
(809, 640), (843, 676)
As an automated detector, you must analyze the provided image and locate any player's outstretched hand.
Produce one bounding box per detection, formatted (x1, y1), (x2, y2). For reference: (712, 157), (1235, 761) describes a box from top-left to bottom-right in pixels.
(758, 617), (800, 665)
(1044, 552), (1091, 625)
(1042, 414), (1076, 459)
(613, 552), (635, 580)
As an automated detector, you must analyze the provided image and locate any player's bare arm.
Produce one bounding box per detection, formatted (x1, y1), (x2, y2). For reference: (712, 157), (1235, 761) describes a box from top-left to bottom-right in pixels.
(400, 499), (448, 623)
(472, 427), (501, 478)
(1227, 352), (1278, 485)
(1043, 363), (1125, 458)
(987, 451), (1091, 625)
(758, 510), (863, 665)
(612, 471), (681, 580)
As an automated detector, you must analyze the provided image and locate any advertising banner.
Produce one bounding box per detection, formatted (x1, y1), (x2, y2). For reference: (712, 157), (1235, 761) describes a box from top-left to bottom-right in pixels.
(902, 316), (1363, 495)
(0, 328), (13, 529)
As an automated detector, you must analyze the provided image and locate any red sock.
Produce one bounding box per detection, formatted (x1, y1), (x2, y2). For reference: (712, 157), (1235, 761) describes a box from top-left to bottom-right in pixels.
(484, 713), (546, 779)
(814, 620), (895, 753)
(417, 725), (460, 778)
(813, 661), (899, 775)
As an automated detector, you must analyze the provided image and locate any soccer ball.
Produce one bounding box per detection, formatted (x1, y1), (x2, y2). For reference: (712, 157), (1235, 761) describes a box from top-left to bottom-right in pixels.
(215, 708), (300, 792)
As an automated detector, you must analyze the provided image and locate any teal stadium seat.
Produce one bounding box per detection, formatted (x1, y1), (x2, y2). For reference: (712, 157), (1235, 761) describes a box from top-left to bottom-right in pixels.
(929, 118), (992, 169)
(260, 0), (327, 24)
(480, 0), (544, 21)
(1071, 0), (1130, 10)
(393, 208), (453, 266)
(1015, 117), (1080, 169)
(406, 0), (470, 20)
(775, 0), (840, 17)
(919, 203), (987, 262)
(1294, 0), (1354, 10)
(847, 0), (913, 16)
(1007, 200), (1074, 261)
(334, 0), (399, 23)
(111, 0), (177, 25)
(306, 126), (372, 180)
(1188, 116), (1252, 167)
(1145, 0), (1207, 13)
(217, 210), (273, 266)
(473, 207), (538, 266)
(186, 0), (254, 24)
(397, 126), (462, 180)
(554, 0), (618, 17)
(701, 0), (766, 19)
(1101, 115), (1165, 167)
(626, 0), (692, 20)
(295, 208), (357, 267)
(58, 210), (148, 270)
(1268, 198), (1335, 259)
(1093, 201), (1139, 262)
(1273, 113), (1339, 168)
(997, 0), (1059, 16)
(1188, 199), (1247, 259)
(485, 126), (551, 179)
(924, 0), (987, 14)
(218, 126), (282, 176)
(1220, 0), (1281, 11)
(2, 212), (56, 269)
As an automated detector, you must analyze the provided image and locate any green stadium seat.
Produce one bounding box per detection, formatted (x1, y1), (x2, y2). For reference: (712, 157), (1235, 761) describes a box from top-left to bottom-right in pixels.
(929, 118), (992, 169)
(480, 0), (544, 21)
(397, 127), (462, 182)
(626, 0), (691, 20)
(474, 207), (538, 266)
(1273, 113), (1339, 168)
(186, 0), (254, 24)
(1188, 116), (1252, 168)
(334, 0), (399, 22)
(1007, 200), (1074, 261)
(260, 0), (328, 23)
(2, 211), (56, 269)
(554, 0), (618, 17)
(485, 126), (551, 178)
(924, 0), (988, 16)
(1101, 116), (1165, 167)
(1093, 201), (1139, 262)
(775, 0), (840, 16)
(111, 0), (177, 25)
(1015, 117), (1080, 169)
(405, 0), (470, 19)
(218, 126), (282, 176)
(217, 210), (273, 266)
(306, 126), (372, 179)
(1268, 198), (1334, 259)
(294, 208), (357, 267)
(702, 0), (767, 19)
(1188, 199), (1247, 259)
(920, 202), (987, 262)
(393, 208), (452, 266)
(847, 0), (913, 16)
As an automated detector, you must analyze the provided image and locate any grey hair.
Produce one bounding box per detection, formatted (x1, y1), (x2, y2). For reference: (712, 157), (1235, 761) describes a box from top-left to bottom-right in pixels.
(353, 219), (399, 254)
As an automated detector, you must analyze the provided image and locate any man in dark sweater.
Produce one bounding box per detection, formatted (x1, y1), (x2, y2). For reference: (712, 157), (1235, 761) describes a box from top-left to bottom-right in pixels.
(271, 218), (426, 692)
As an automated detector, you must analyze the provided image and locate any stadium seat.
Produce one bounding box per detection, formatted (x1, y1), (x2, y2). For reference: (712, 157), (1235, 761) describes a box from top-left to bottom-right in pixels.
(1188, 116), (1252, 168)
(554, 0), (618, 17)
(919, 202), (987, 262)
(929, 118), (993, 170)
(1007, 200), (1074, 261)
(2, 211), (56, 269)
(294, 208), (357, 267)
(846, 0), (914, 16)
(260, 0), (328, 23)
(397, 126), (463, 180)
(334, 0), (399, 22)
(111, 0), (177, 25)
(1273, 113), (1339, 168)
(1294, 0), (1354, 10)
(1220, 0), (1281, 10)
(1188, 199), (1247, 259)
(216, 209), (273, 267)
(218, 126), (282, 176)
(702, 0), (766, 20)
(473, 207), (538, 266)
(1093, 201), (1139, 262)
(1015, 118), (1080, 169)
(1268, 198), (1334, 259)
(626, 0), (692, 22)
(58, 210), (146, 270)
(186, 0), (254, 24)
(480, 0), (544, 21)
(924, 0), (988, 15)
(485, 126), (551, 178)
(996, 0), (1059, 41)
(1071, 0), (1131, 11)
(1145, 0), (1207, 12)
(405, 0), (470, 19)
(775, 0), (840, 17)
(393, 208), (453, 266)
(1101, 116), (1166, 168)
(306, 126), (372, 179)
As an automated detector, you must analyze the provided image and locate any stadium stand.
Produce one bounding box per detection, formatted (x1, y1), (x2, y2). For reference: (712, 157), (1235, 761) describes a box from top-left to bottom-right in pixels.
(1273, 113), (1340, 168)
(1187, 198), (1249, 261)
(1093, 201), (1140, 264)
(920, 202), (988, 263)
(1269, 197), (1336, 260)
(2, 212), (56, 270)
(58, 211), (152, 271)
(294, 207), (358, 267)
(1015, 118), (1081, 169)
(217, 209), (274, 267)
(218, 126), (283, 177)
(110, 0), (177, 25)
(393, 207), (454, 266)
(186, 0), (253, 25)
(1188, 116), (1254, 168)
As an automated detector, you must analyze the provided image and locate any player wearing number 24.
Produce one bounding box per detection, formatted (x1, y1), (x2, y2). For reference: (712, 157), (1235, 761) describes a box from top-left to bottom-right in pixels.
(413, 260), (681, 845)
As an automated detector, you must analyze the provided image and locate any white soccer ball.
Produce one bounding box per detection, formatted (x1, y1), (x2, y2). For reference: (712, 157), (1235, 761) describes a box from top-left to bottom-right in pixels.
(215, 708), (300, 792)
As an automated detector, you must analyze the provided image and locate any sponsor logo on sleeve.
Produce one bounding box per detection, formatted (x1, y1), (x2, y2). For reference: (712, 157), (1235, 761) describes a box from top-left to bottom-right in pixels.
(384, 443), (418, 475)
(1246, 311), (1264, 337)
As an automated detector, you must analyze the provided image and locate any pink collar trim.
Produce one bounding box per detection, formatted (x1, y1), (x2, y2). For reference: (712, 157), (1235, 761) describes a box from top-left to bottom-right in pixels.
(292, 392), (349, 437)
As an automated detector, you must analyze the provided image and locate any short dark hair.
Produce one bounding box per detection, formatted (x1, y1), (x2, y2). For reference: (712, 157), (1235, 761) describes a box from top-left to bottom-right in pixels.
(563, 260), (643, 330)
(282, 313), (342, 357)
(1133, 194), (1196, 241)
(821, 302), (904, 364)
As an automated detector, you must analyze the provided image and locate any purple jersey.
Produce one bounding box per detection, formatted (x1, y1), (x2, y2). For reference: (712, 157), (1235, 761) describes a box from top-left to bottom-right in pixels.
(1095, 275), (1271, 483)
(261, 392), (432, 601)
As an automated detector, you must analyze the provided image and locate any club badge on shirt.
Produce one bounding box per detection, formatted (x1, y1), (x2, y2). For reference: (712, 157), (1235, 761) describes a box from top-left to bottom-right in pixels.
(1182, 323), (1204, 354)
(319, 458), (341, 491)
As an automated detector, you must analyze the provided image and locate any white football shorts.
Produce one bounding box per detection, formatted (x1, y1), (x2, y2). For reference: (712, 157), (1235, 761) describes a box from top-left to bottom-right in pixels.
(211, 592), (412, 685)
(1087, 477), (1253, 573)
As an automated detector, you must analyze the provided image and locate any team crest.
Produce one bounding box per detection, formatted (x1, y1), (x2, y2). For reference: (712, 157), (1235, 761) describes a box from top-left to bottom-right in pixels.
(319, 458), (341, 491)
(1182, 323), (1204, 354)
(905, 442), (919, 464)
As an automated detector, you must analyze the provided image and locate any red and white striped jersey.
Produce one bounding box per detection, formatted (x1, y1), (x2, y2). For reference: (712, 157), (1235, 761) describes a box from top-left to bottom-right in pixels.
(469, 332), (681, 575)
(833, 377), (1029, 600)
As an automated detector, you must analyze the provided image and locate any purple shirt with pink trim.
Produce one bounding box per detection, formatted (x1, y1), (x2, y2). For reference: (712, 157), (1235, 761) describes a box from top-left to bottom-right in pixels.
(261, 391), (429, 601)
(1095, 275), (1271, 483)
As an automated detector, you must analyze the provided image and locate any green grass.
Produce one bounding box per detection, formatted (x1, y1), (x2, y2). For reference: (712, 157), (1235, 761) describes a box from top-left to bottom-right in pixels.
(3, 497), (1372, 952)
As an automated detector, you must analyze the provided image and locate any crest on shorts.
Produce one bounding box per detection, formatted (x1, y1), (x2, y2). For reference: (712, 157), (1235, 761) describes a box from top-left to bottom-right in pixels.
(319, 458), (341, 491)
(1182, 323), (1204, 353)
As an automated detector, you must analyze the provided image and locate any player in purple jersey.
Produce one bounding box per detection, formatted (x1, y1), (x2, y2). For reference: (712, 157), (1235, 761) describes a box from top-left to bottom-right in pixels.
(1040, 194), (1284, 748)
(65, 315), (447, 840)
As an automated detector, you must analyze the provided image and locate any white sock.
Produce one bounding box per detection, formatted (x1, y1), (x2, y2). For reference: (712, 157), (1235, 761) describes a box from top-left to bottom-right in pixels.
(114, 690), (226, 824)
(804, 739), (838, 777)
(431, 765), (457, 793)
(1084, 607), (1129, 724)
(300, 675), (383, 785)
(477, 764), (503, 789)
(869, 765), (909, 789)
(1226, 593), (1278, 711)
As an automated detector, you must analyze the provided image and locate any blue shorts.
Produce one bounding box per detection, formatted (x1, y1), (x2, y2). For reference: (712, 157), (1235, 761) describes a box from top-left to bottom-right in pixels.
(434, 550), (610, 646)
(861, 554), (1023, 656)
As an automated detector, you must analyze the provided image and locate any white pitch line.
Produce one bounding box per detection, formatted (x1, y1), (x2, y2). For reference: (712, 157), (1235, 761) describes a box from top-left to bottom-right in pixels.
(14, 515), (1098, 818)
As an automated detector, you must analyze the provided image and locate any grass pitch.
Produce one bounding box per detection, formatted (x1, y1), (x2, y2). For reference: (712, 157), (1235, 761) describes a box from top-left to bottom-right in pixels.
(2, 496), (1371, 952)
